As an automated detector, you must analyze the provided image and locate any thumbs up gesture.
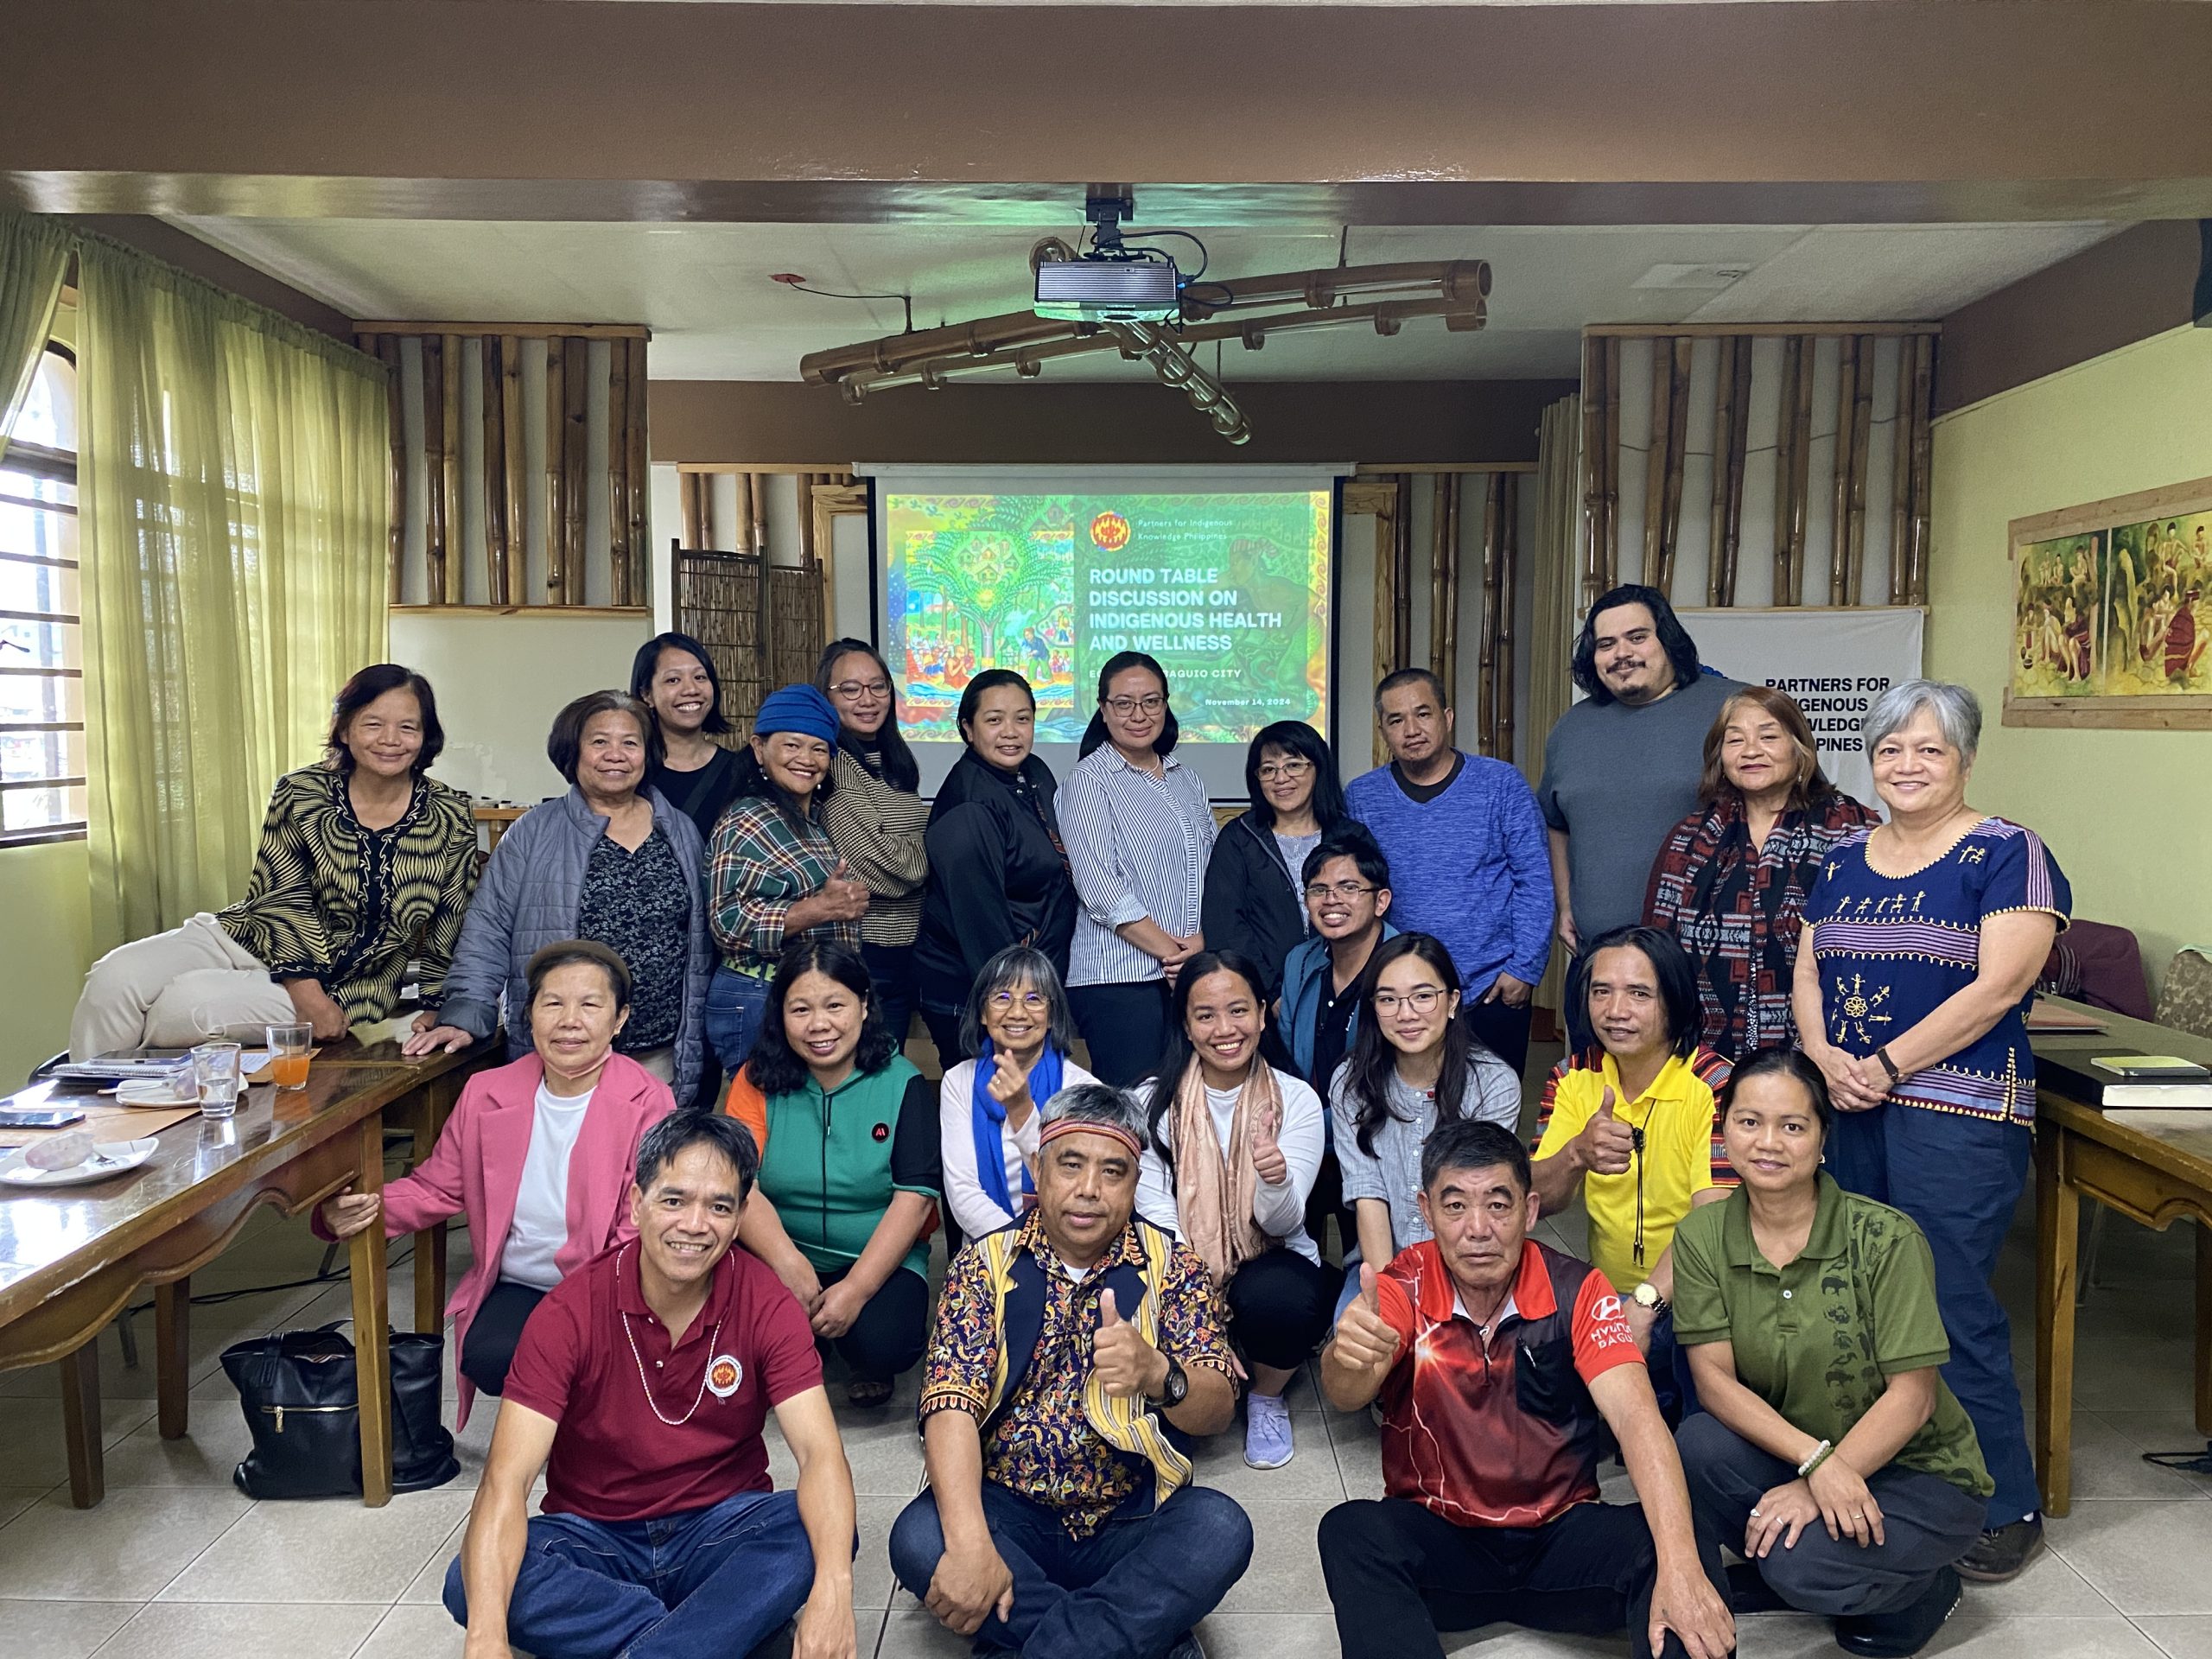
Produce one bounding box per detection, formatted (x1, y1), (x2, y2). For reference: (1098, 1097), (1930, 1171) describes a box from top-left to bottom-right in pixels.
(1091, 1287), (1166, 1400)
(1576, 1085), (1636, 1176)
(822, 858), (870, 921)
(1250, 1113), (1288, 1187)
(1332, 1263), (1403, 1375)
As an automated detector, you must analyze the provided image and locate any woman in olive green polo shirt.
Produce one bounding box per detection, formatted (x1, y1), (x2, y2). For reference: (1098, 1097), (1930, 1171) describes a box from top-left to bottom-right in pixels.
(725, 939), (941, 1406)
(1670, 1048), (1988, 1659)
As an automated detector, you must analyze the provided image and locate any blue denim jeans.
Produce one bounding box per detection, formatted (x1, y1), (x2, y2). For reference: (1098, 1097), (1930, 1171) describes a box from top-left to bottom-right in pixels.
(889, 1480), (1253, 1658)
(704, 965), (772, 1079)
(443, 1487), (816, 1659)
(1825, 1100), (2037, 1529)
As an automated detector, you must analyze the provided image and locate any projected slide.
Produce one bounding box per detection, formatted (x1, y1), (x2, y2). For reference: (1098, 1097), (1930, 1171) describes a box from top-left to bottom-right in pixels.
(885, 490), (1332, 744)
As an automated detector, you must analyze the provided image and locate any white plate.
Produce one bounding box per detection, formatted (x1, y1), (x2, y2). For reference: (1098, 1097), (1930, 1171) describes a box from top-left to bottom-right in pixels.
(0, 1139), (161, 1187)
(114, 1078), (197, 1108)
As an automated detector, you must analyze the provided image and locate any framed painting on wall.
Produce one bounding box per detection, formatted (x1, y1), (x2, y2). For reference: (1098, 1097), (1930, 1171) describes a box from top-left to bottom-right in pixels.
(2005, 474), (2212, 728)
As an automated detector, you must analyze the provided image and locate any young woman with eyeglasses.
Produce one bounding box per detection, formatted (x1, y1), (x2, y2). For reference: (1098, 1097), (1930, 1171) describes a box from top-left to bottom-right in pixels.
(1202, 720), (1346, 1002)
(934, 944), (1098, 1243)
(815, 639), (929, 1049)
(1326, 932), (1522, 1319)
(1058, 652), (1217, 1085)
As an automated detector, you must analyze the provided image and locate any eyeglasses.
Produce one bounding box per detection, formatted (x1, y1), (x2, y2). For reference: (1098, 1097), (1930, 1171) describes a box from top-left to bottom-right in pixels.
(1104, 694), (1167, 716)
(1372, 988), (1446, 1015)
(1256, 760), (1313, 783)
(988, 990), (1049, 1013)
(828, 678), (891, 702)
(1303, 881), (1376, 901)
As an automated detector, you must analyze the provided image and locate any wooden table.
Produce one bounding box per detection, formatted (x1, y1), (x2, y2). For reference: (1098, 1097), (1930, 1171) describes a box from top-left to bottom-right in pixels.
(0, 1042), (493, 1510)
(2031, 998), (2212, 1516)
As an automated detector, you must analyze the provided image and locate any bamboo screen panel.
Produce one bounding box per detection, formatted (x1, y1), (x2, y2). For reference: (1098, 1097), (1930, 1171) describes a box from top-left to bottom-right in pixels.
(671, 546), (828, 739)
(1577, 327), (1936, 614)
(358, 325), (650, 612)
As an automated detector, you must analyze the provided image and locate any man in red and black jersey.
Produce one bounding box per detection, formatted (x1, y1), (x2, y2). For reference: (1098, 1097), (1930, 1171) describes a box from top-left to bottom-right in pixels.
(1317, 1117), (1735, 1659)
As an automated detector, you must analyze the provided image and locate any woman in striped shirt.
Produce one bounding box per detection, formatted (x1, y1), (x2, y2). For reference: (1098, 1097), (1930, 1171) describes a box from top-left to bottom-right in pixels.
(1058, 652), (1217, 1087)
(816, 639), (929, 1049)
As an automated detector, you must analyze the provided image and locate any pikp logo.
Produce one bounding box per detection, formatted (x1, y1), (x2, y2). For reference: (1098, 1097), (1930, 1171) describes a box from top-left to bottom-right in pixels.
(1090, 511), (1131, 551)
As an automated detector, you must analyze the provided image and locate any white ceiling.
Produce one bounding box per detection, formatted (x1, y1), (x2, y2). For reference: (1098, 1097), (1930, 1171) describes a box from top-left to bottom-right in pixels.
(172, 216), (2124, 382)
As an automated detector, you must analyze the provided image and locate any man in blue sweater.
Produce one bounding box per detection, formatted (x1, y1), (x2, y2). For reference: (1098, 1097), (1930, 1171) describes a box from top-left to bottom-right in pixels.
(1344, 669), (1554, 1077)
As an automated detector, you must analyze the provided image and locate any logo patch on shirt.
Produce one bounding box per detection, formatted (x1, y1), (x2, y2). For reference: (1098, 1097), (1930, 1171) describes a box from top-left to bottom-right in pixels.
(1592, 1294), (1625, 1324)
(706, 1355), (743, 1398)
(872, 1122), (890, 1142)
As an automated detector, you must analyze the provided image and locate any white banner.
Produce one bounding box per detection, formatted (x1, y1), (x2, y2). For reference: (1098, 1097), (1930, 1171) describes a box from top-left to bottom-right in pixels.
(1677, 607), (1925, 810)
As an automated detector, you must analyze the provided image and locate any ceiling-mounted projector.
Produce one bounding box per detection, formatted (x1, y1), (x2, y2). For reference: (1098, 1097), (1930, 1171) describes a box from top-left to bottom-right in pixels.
(1034, 257), (1182, 322)
(1033, 188), (1184, 322)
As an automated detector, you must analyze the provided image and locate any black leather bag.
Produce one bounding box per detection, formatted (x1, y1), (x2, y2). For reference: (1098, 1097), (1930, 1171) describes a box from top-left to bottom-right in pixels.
(219, 1319), (460, 1498)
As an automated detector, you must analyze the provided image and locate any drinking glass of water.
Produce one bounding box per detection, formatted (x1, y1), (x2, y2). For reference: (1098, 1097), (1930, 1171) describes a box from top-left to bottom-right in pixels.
(190, 1042), (243, 1120)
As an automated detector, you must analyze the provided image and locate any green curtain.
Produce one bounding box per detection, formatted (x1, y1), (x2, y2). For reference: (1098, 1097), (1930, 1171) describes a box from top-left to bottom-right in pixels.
(0, 212), (71, 461)
(75, 230), (390, 950)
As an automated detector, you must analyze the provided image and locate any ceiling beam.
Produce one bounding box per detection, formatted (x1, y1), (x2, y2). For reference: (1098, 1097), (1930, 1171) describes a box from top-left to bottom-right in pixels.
(6, 1), (2212, 226)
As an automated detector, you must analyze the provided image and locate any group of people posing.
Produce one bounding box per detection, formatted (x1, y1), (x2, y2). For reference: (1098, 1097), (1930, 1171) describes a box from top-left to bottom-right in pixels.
(65, 582), (2070, 1659)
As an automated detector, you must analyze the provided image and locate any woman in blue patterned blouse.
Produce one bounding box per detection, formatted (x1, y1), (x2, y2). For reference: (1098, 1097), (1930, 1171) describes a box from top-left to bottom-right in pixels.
(1791, 679), (2069, 1586)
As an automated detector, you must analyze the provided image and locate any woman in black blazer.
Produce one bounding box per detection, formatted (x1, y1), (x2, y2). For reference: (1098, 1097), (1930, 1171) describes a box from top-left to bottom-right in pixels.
(913, 670), (1077, 1066)
(1201, 720), (1345, 1000)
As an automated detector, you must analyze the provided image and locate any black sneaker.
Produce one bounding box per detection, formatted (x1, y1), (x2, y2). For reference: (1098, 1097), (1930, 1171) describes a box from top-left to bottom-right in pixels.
(1163, 1634), (1207, 1659)
(1834, 1566), (1963, 1658)
(1955, 1516), (2044, 1584)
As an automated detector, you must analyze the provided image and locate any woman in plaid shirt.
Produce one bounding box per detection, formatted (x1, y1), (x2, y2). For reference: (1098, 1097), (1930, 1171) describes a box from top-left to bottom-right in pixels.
(1643, 687), (1875, 1060)
(703, 685), (870, 1074)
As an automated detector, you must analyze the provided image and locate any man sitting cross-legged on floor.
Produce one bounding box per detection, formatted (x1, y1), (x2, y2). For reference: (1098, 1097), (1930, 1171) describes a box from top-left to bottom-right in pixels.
(889, 1081), (1253, 1659)
(445, 1110), (860, 1659)
(1316, 1116), (1737, 1659)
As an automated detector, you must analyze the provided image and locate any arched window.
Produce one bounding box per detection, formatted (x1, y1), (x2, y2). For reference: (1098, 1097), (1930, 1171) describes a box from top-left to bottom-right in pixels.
(1, 344), (83, 842)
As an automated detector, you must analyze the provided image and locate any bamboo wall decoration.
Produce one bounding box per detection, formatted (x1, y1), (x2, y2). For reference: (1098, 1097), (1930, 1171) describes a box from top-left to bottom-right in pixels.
(1601, 338), (1623, 593)
(1906, 334), (1934, 605)
(560, 337), (588, 605)
(499, 337), (524, 607)
(421, 335), (448, 605)
(376, 334), (404, 605)
(482, 337), (510, 606)
(751, 472), (771, 569)
(1474, 474), (1501, 751)
(729, 471), (751, 555)
(622, 338), (650, 605)
(1578, 323), (1936, 615)
(365, 321), (654, 613)
(607, 340), (631, 606)
(1493, 473), (1518, 764)
(1428, 471), (1462, 706)
(1826, 337), (1860, 605)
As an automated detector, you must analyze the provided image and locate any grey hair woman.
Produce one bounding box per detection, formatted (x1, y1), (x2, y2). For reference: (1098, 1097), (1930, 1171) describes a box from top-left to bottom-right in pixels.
(1789, 677), (2070, 1581)
(938, 944), (1101, 1243)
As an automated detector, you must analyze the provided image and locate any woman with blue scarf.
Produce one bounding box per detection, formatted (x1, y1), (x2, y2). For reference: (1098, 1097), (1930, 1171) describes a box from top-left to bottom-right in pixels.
(936, 944), (1098, 1244)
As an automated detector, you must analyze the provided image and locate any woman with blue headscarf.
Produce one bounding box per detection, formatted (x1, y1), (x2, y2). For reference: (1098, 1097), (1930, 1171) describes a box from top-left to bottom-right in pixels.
(936, 944), (1097, 1244)
(702, 683), (874, 1073)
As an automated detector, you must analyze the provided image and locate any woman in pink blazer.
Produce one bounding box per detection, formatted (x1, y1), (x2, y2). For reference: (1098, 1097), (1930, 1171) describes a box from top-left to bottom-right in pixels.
(319, 939), (676, 1425)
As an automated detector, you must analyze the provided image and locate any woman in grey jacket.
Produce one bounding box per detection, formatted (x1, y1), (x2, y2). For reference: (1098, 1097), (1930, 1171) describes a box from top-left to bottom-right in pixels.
(408, 691), (713, 1102)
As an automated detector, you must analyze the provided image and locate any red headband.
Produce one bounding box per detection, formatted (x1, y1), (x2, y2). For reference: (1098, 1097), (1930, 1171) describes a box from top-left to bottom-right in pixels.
(1037, 1116), (1145, 1159)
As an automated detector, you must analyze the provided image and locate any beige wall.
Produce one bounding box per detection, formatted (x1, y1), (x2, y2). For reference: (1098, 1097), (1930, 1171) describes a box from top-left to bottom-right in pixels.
(1925, 323), (2212, 1001)
(388, 611), (658, 804)
(0, 840), (94, 1084)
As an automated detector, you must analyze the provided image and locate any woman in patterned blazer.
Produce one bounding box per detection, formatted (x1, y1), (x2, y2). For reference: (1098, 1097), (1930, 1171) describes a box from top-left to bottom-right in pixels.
(70, 664), (480, 1058)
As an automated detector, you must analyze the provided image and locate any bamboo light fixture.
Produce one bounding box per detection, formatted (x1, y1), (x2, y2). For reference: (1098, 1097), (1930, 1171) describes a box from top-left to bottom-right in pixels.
(359, 324), (652, 613)
(798, 258), (1489, 443)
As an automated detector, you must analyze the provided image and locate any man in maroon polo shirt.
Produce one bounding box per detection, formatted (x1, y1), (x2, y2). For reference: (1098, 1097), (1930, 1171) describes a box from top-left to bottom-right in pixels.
(444, 1112), (860, 1659)
(1316, 1117), (1734, 1659)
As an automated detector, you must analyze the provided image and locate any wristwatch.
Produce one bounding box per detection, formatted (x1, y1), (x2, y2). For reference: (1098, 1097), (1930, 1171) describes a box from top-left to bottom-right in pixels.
(1631, 1281), (1670, 1318)
(1148, 1354), (1189, 1410)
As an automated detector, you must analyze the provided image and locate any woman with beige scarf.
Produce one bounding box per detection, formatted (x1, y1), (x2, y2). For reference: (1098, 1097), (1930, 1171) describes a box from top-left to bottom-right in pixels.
(1133, 948), (1332, 1473)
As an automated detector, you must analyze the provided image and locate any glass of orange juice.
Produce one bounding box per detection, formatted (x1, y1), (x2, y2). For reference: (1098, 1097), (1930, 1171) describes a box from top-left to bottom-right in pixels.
(265, 1022), (313, 1090)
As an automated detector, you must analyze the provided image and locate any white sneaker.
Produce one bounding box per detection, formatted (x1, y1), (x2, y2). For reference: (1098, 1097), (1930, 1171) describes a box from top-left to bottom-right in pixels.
(1244, 1391), (1294, 1469)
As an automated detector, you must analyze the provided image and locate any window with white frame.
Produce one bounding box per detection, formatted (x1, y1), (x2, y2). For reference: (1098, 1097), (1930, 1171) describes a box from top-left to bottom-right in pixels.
(0, 346), (84, 844)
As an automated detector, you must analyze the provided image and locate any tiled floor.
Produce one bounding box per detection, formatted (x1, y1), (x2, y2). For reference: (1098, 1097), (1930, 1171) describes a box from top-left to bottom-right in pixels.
(1, 1085), (2206, 1657)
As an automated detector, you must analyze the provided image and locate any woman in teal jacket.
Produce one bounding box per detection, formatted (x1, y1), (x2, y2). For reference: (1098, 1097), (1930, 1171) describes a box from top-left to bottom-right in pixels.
(726, 939), (940, 1405)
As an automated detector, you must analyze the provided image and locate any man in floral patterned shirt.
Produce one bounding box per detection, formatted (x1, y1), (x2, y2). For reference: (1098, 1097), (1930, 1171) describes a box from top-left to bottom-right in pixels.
(888, 1083), (1249, 1659)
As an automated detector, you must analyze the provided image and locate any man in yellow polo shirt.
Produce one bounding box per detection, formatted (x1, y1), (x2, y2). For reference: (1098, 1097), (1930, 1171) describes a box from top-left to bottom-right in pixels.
(1531, 927), (1735, 1386)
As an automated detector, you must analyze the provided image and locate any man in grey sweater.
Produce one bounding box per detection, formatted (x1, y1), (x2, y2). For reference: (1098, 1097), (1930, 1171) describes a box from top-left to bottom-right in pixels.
(1537, 587), (1739, 1044)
